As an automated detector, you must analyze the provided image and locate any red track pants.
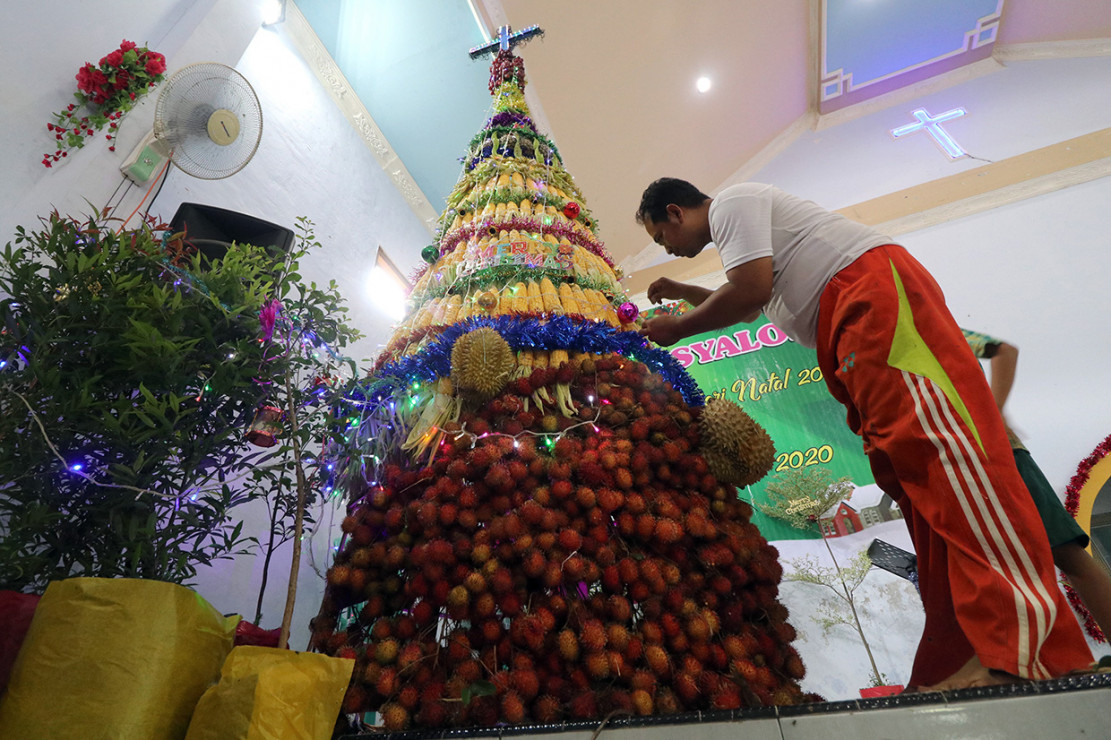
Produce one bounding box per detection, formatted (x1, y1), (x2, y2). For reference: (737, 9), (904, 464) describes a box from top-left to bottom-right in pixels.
(815, 245), (1091, 686)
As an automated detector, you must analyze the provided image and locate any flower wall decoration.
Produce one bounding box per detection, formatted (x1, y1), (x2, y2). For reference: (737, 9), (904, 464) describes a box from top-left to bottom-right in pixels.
(43, 40), (167, 168)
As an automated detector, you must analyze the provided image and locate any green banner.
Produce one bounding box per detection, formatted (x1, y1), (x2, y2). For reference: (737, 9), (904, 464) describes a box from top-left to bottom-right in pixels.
(647, 307), (874, 540)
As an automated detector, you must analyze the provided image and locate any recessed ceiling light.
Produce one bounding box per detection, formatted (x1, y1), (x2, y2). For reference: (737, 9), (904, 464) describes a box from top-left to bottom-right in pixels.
(696, 77), (712, 93)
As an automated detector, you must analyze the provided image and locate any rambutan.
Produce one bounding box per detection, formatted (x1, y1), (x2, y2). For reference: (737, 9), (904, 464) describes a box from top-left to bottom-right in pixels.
(533, 694), (561, 723)
(686, 615), (712, 643)
(654, 517), (683, 544)
(551, 479), (574, 500)
(375, 666), (399, 696)
(542, 561), (563, 588)
(631, 688), (654, 715)
(510, 668), (541, 700)
(558, 528), (583, 551)
(341, 684), (368, 714)
(557, 629), (580, 661)
(563, 554), (586, 580)
(642, 643), (671, 678)
(500, 690), (527, 724)
(568, 691), (598, 719)
(397, 684), (420, 710)
(784, 650), (806, 680)
(711, 685), (743, 710)
(580, 619), (607, 652)
(584, 651), (611, 679)
(375, 638), (399, 665)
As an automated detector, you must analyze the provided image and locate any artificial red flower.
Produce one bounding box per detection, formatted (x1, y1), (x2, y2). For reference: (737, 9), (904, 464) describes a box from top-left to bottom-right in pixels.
(119, 39), (137, 52)
(101, 49), (124, 68)
(144, 52), (166, 76)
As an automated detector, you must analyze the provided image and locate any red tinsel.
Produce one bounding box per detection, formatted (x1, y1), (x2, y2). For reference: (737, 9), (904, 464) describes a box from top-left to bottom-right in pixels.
(1061, 433), (1111, 642)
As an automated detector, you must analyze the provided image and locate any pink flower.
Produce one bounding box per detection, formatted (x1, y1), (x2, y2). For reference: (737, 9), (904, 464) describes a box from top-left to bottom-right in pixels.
(259, 299), (283, 342)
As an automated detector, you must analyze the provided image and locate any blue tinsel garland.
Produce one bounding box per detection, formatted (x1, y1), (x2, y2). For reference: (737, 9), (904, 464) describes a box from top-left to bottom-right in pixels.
(345, 315), (704, 412)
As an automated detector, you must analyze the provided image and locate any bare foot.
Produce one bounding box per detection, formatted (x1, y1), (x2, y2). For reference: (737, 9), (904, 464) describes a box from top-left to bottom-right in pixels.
(919, 656), (1027, 692)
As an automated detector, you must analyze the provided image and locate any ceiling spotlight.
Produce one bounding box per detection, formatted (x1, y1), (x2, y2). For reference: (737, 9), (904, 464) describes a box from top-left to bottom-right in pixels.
(261, 0), (286, 26)
(696, 77), (712, 93)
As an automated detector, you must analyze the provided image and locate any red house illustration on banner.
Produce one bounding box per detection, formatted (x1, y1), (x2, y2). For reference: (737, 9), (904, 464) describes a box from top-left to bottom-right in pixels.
(820, 501), (863, 538)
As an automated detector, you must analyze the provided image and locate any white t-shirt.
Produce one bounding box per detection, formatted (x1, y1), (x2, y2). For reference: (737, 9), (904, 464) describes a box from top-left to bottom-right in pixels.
(709, 183), (893, 348)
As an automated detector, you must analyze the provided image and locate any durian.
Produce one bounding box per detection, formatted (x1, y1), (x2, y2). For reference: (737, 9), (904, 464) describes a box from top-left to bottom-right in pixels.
(450, 327), (516, 403)
(699, 398), (776, 487)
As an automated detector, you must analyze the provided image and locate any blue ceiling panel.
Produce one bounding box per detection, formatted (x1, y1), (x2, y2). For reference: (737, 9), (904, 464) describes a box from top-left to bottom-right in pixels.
(822, 0), (1003, 112)
(296, 0), (494, 211)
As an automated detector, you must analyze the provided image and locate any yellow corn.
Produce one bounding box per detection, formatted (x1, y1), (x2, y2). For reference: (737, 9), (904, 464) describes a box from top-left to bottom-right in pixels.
(430, 298), (450, 326)
(540, 278), (562, 314)
(571, 285), (592, 319)
(527, 281), (545, 314)
(559, 282), (580, 315)
(441, 294), (463, 324)
(511, 282), (529, 313)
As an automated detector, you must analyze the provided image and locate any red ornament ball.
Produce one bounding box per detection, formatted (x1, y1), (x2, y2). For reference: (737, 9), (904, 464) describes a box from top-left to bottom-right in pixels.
(617, 302), (639, 323)
(562, 201), (581, 219)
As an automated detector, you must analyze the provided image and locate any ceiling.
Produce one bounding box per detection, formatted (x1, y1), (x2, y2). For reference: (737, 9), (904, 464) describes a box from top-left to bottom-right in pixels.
(292, 0), (1111, 275)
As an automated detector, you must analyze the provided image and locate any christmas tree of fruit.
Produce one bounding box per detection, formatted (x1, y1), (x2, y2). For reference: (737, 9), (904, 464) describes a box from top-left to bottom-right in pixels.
(311, 25), (814, 732)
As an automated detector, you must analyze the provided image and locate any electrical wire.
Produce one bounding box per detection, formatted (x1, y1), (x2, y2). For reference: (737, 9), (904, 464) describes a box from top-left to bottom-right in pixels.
(144, 159), (172, 220)
(102, 175), (135, 222)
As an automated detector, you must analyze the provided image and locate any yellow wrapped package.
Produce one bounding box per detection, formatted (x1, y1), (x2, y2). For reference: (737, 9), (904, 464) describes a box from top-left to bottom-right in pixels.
(0, 577), (237, 740)
(185, 646), (354, 740)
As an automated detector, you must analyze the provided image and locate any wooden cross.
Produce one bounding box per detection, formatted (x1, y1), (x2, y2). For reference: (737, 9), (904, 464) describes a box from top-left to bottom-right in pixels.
(469, 24), (544, 59)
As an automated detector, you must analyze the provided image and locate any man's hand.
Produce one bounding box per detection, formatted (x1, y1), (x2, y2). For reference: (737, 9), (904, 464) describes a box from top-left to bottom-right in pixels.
(640, 314), (686, 347)
(646, 277), (687, 305)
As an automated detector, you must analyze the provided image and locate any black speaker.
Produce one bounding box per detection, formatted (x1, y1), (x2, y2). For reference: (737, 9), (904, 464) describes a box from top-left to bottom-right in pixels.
(169, 202), (295, 262)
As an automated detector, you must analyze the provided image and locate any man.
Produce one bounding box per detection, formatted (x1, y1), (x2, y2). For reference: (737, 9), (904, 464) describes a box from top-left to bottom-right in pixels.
(964, 329), (1111, 639)
(636, 178), (1092, 690)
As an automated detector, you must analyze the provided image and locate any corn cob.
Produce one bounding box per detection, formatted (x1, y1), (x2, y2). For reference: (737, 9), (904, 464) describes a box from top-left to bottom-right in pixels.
(540, 278), (562, 314)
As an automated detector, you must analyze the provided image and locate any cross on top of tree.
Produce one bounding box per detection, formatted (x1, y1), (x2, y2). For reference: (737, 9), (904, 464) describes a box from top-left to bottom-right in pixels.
(469, 24), (544, 60)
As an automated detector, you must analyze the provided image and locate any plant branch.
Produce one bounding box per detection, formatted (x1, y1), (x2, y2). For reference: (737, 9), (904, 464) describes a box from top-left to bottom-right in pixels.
(11, 390), (174, 500)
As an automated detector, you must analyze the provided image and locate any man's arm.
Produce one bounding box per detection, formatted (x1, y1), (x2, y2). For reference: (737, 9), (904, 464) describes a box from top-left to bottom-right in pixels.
(988, 341), (1018, 412)
(646, 277), (714, 307)
(641, 257), (772, 346)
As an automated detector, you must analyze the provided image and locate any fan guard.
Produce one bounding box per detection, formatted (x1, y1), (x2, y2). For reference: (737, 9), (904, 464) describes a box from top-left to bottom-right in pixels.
(154, 62), (263, 180)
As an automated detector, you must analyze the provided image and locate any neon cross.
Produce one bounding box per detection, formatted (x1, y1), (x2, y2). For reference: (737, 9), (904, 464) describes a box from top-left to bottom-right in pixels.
(469, 24), (544, 59)
(891, 107), (969, 159)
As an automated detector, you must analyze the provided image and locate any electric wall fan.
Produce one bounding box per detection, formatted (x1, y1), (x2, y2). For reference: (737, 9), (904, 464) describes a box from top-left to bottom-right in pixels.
(123, 62), (263, 182)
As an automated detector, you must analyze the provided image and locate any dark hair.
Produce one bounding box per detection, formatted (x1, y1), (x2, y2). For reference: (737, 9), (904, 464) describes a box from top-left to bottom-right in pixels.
(635, 178), (710, 225)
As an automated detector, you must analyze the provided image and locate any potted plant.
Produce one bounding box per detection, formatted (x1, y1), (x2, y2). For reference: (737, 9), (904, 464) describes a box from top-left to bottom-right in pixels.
(0, 211), (357, 602)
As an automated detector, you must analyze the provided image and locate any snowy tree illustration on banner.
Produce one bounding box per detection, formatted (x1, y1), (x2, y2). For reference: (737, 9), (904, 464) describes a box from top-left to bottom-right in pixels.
(310, 25), (819, 731)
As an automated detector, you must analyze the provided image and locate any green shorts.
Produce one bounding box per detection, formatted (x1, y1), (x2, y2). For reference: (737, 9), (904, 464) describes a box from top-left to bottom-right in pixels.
(1014, 448), (1089, 549)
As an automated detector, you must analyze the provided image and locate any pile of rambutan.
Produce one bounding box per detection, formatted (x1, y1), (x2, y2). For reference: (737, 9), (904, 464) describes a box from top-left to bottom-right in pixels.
(312, 353), (815, 731)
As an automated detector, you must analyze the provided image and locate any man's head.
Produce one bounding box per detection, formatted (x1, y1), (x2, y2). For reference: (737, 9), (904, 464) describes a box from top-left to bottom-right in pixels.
(635, 178), (712, 258)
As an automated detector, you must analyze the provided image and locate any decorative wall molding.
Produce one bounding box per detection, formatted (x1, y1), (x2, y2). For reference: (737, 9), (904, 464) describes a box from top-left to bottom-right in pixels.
(815, 57), (1002, 132)
(994, 38), (1111, 62)
(284, 0), (440, 236)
